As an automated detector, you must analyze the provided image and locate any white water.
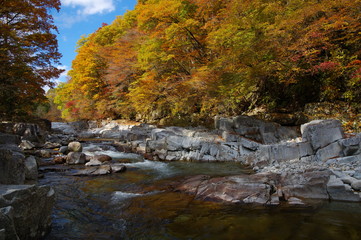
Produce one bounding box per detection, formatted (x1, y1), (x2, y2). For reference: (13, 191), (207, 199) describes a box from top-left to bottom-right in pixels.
(124, 160), (174, 177)
(111, 190), (162, 202)
(83, 143), (143, 160)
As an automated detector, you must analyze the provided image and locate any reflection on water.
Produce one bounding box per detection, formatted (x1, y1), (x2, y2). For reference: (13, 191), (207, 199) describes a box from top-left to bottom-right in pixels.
(40, 142), (361, 240)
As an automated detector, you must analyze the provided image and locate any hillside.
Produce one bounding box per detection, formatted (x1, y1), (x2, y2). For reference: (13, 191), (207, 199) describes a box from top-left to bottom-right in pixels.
(53, 0), (361, 128)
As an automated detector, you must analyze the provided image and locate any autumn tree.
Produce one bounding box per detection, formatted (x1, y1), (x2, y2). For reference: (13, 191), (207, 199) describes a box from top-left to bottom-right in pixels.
(0, 0), (63, 120)
(54, 0), (361, 124)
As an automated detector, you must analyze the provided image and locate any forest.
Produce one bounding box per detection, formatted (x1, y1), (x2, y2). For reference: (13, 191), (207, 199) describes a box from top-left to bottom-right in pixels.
(43, 0), (361, 123)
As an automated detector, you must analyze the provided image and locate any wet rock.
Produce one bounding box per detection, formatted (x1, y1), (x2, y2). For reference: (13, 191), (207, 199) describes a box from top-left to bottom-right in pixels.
(0, 133), (20, 145)
(19, 140), (35, 150)
(43, 142), (61, 149)
(0, 206), (19, 240)
(72, 165), (111, 176)
(287, 197), (305, 205)
(24, 156), (38, 180)
(66, 152), (86, 165)
(301, 120), (344, 151)
(53, 156), (66, 164)
(0, 148), (25, 184)
(111, 164), (126, 173)
(35, 149), (52, 158)
(85, 159), (102, 166)
(68, 141), (82, 152)
(177, 173), (278, 204)
(59, 146), (69, 155)
(93, 154), (112, 163)
(0, 185), (55, 240)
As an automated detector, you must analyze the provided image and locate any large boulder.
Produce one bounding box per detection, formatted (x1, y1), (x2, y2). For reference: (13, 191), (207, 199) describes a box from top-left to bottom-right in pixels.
(177, 173), (279, 204)
(24, 156), (38, 180)
(66, 152), (86, 165)
(67, 141), (82, 152)
(0, 185), (55, 240)
(301, 120), (344, 151)
(13, 123), (42, 143)
(0, 134), (20, 145)
(0, 148), (25, 184)
(215, 116), (298, 144)
(0, 206), (19, 240)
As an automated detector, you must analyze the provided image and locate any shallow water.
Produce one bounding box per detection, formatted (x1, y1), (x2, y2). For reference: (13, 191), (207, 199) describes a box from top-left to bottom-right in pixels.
(41, 142), (361, 240)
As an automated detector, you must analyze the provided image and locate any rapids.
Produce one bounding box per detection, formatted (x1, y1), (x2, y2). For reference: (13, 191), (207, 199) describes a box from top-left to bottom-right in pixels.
(40, 141), (361, 240)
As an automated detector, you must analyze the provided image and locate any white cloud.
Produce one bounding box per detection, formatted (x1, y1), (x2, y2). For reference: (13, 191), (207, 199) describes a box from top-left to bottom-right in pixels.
(61, 0), (115, 15)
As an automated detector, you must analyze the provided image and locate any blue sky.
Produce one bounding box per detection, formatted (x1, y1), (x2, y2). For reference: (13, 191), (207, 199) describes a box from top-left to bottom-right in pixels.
(53, 0), (137, 84)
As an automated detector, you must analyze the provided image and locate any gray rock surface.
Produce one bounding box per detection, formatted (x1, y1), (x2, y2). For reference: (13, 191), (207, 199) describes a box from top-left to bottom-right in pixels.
(24, 156), (38, 180)
(301, 120), (344, 151)
(0, 148), (25, 184)
(66, 152), (86, 165)
(0, 185), (55, 240)
(0, 206), (19, 240)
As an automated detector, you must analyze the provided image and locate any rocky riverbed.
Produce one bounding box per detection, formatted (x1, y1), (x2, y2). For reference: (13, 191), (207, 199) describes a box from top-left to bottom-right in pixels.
(1, 116), (361, 239)
(49, 116), (361, 204)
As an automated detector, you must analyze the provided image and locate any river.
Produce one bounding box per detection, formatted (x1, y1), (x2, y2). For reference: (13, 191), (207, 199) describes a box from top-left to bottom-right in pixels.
(40, 141), (361, 240)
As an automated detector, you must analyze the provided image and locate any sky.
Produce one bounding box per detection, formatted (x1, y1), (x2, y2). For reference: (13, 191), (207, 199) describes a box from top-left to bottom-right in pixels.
(53, 0), (138, 85)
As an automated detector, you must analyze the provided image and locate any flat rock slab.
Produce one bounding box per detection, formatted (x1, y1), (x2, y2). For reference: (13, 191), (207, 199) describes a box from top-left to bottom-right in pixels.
(175, 170), (361, 205)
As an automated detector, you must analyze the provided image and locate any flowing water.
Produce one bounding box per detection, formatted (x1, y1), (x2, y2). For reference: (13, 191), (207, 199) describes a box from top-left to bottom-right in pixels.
(40, 141), (361, 240)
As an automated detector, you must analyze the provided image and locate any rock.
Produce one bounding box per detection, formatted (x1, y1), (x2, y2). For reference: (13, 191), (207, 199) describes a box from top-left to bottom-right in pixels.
(301, 120), (344, 151)
(287, 197), (305, 205)
(59, 146), (69, 155)
(53, 156), (66, 164)
(166, 135), (184, 151)
(19, 140), (35, 150)
(0, 185), (55, 240)
(341, 176), (357, 185)
(339, 134), (361, 156)
(351, 180), (361, 191)
(316, 141), (343, 161)
(327, 175), (361, 201)
(92, 154), (112, 163)
(13, 123), (42, 142)
(111, 164), (126, 173)
(0, 133), (20, 145)
(177, 173), (278, 204)
(43, 142), (61, 149)
(72, 165), (111, 176)
(24, 156), (38, 180)
(85, 159), (102, 166)
(36, 149), (52, 158)
(66, 152), (86, 165)
(280, 170), (331, 200)
(68, 141), (83, 152)
(0, 206), (19, 240)
(0, 148), (25, 184)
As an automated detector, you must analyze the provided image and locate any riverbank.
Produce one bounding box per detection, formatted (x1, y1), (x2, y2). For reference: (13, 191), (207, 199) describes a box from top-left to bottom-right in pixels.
(50, 116), (361, 205)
